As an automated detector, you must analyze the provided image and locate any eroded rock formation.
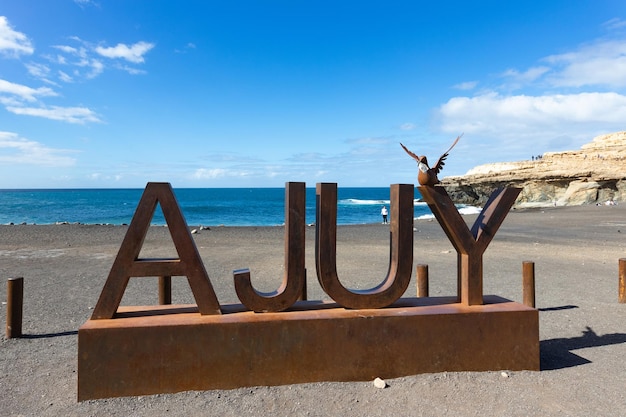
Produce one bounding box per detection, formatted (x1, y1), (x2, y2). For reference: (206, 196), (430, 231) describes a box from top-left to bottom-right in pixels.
(441, 131), (626, 207)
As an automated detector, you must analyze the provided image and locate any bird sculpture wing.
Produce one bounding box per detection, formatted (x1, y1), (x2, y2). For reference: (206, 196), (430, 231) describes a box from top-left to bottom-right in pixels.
(399, 142), (421, 162)
(432, 134), (462, 174)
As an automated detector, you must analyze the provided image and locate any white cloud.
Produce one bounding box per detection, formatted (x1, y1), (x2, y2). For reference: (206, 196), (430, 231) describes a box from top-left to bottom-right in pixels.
(25, 62), (50, 79)
(116, 64), (146, 75)
(86, 59), (104, 78)
(0, 131), (77, 166)
(432, 31), (626, 170)
(0, 96), (24, 107)
(0, 78), (101, 124)
(0, 16), (33, 57)
(0, 78), (57, 102)
(192, 168), (228, 179)
(53, 44), (83, 56)
(602, 18), (626, 31)
(453, 81), (479, 91)
(175, 42), (197, 54)
(492, 36), (626, 90)
(6, 105), (102, 124)
(95, 41), (155, 63)
(74, 0), (99, 7)
(543, 39), (626, 88)
(400, 123), (415, 130)
(58, 71), (73, 83)
(191, 167), (256, 180)
(502, 66), (550, 84)
(438, 92), (626, 138)
(50, 43), (104, 79)
(87, 172), (122, 181)
(45, 39), (151, 81)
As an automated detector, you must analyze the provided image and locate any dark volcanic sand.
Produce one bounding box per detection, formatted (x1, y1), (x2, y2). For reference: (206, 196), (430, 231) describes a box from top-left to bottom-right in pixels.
(1, 204), (625, 416)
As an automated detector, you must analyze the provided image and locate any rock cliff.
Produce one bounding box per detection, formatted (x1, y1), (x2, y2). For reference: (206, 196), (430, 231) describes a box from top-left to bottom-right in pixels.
(440, 131), (626, 207)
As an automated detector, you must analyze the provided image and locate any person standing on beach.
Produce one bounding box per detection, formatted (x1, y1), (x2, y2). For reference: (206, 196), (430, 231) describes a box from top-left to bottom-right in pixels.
(381, 206), (388, 224)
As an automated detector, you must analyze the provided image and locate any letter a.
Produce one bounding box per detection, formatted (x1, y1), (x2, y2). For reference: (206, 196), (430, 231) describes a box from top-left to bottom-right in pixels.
(91, 182), (221, 319)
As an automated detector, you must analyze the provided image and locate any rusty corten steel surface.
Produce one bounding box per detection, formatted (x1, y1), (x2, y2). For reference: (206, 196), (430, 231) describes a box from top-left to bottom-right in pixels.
(399, 135), (461, 186)
(418, 186), (521, 306)
(78, 296), (539, 401)
(617, 258), (626, 303)
(315, 183), (414, 309)
(234, 182), (306, 312)
(79, 181), (540, 401)
(90, 182), (221, 319)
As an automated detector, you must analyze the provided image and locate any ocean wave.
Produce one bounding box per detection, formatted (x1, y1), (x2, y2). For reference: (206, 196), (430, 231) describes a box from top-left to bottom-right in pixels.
(0, 188), (483, 227)
(415, 204), (481, 221)
(458, 205), (482, 215)
(339, 198), (390, 205)
(341, 198), (429, 207)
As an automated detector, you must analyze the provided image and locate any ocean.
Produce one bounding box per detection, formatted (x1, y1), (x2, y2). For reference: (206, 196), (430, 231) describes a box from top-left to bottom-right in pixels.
(0, 187), (480, 226)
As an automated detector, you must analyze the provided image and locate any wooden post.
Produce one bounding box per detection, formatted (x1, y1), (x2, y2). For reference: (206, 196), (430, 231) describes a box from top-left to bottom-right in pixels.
(522, 261), (535, 308)
(158, 276), (172, 305)
(619, 258), (626, 303)
(416, 264), (429, 297)
(6, 277), (23, 338)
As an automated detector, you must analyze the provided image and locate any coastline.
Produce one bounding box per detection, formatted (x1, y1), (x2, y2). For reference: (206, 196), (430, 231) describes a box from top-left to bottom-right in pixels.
(1, 204), (625, 416)
(0, 186), (424, 227)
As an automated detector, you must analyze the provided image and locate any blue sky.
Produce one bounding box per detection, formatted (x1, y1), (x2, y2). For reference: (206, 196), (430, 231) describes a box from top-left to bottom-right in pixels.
(1, 1), (626, 188)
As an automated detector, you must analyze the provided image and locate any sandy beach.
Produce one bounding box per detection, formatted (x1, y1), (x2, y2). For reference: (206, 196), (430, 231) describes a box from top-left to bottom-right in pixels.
(1, 204), (626, 416)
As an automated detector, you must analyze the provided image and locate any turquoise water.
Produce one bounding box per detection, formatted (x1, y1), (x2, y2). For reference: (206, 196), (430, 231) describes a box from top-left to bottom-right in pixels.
(0, 187), (479, 226)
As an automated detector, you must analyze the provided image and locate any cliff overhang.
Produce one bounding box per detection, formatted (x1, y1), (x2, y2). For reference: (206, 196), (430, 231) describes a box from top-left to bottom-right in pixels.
(440, 132), (626, 207)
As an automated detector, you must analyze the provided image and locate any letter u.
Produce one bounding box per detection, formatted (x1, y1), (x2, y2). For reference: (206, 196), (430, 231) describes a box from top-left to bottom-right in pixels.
(315, 183), (414, 309)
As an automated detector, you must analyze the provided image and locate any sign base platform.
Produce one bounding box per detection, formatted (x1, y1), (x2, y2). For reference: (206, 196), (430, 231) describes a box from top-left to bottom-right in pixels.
(78, 295), (539, 401)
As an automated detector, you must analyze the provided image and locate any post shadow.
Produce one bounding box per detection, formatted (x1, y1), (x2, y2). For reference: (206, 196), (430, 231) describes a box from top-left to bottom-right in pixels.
(22, 330), (78, 339)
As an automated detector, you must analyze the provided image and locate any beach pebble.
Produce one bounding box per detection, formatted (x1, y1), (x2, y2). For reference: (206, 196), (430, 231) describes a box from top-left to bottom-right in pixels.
(191, 229), (198, 234)
(373, 377), (387, 389)
(501, 371), (510, 378)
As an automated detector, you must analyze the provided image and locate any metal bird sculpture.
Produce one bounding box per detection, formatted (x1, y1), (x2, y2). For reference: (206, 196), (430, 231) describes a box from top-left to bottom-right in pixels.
(400, 134), (462, 186)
